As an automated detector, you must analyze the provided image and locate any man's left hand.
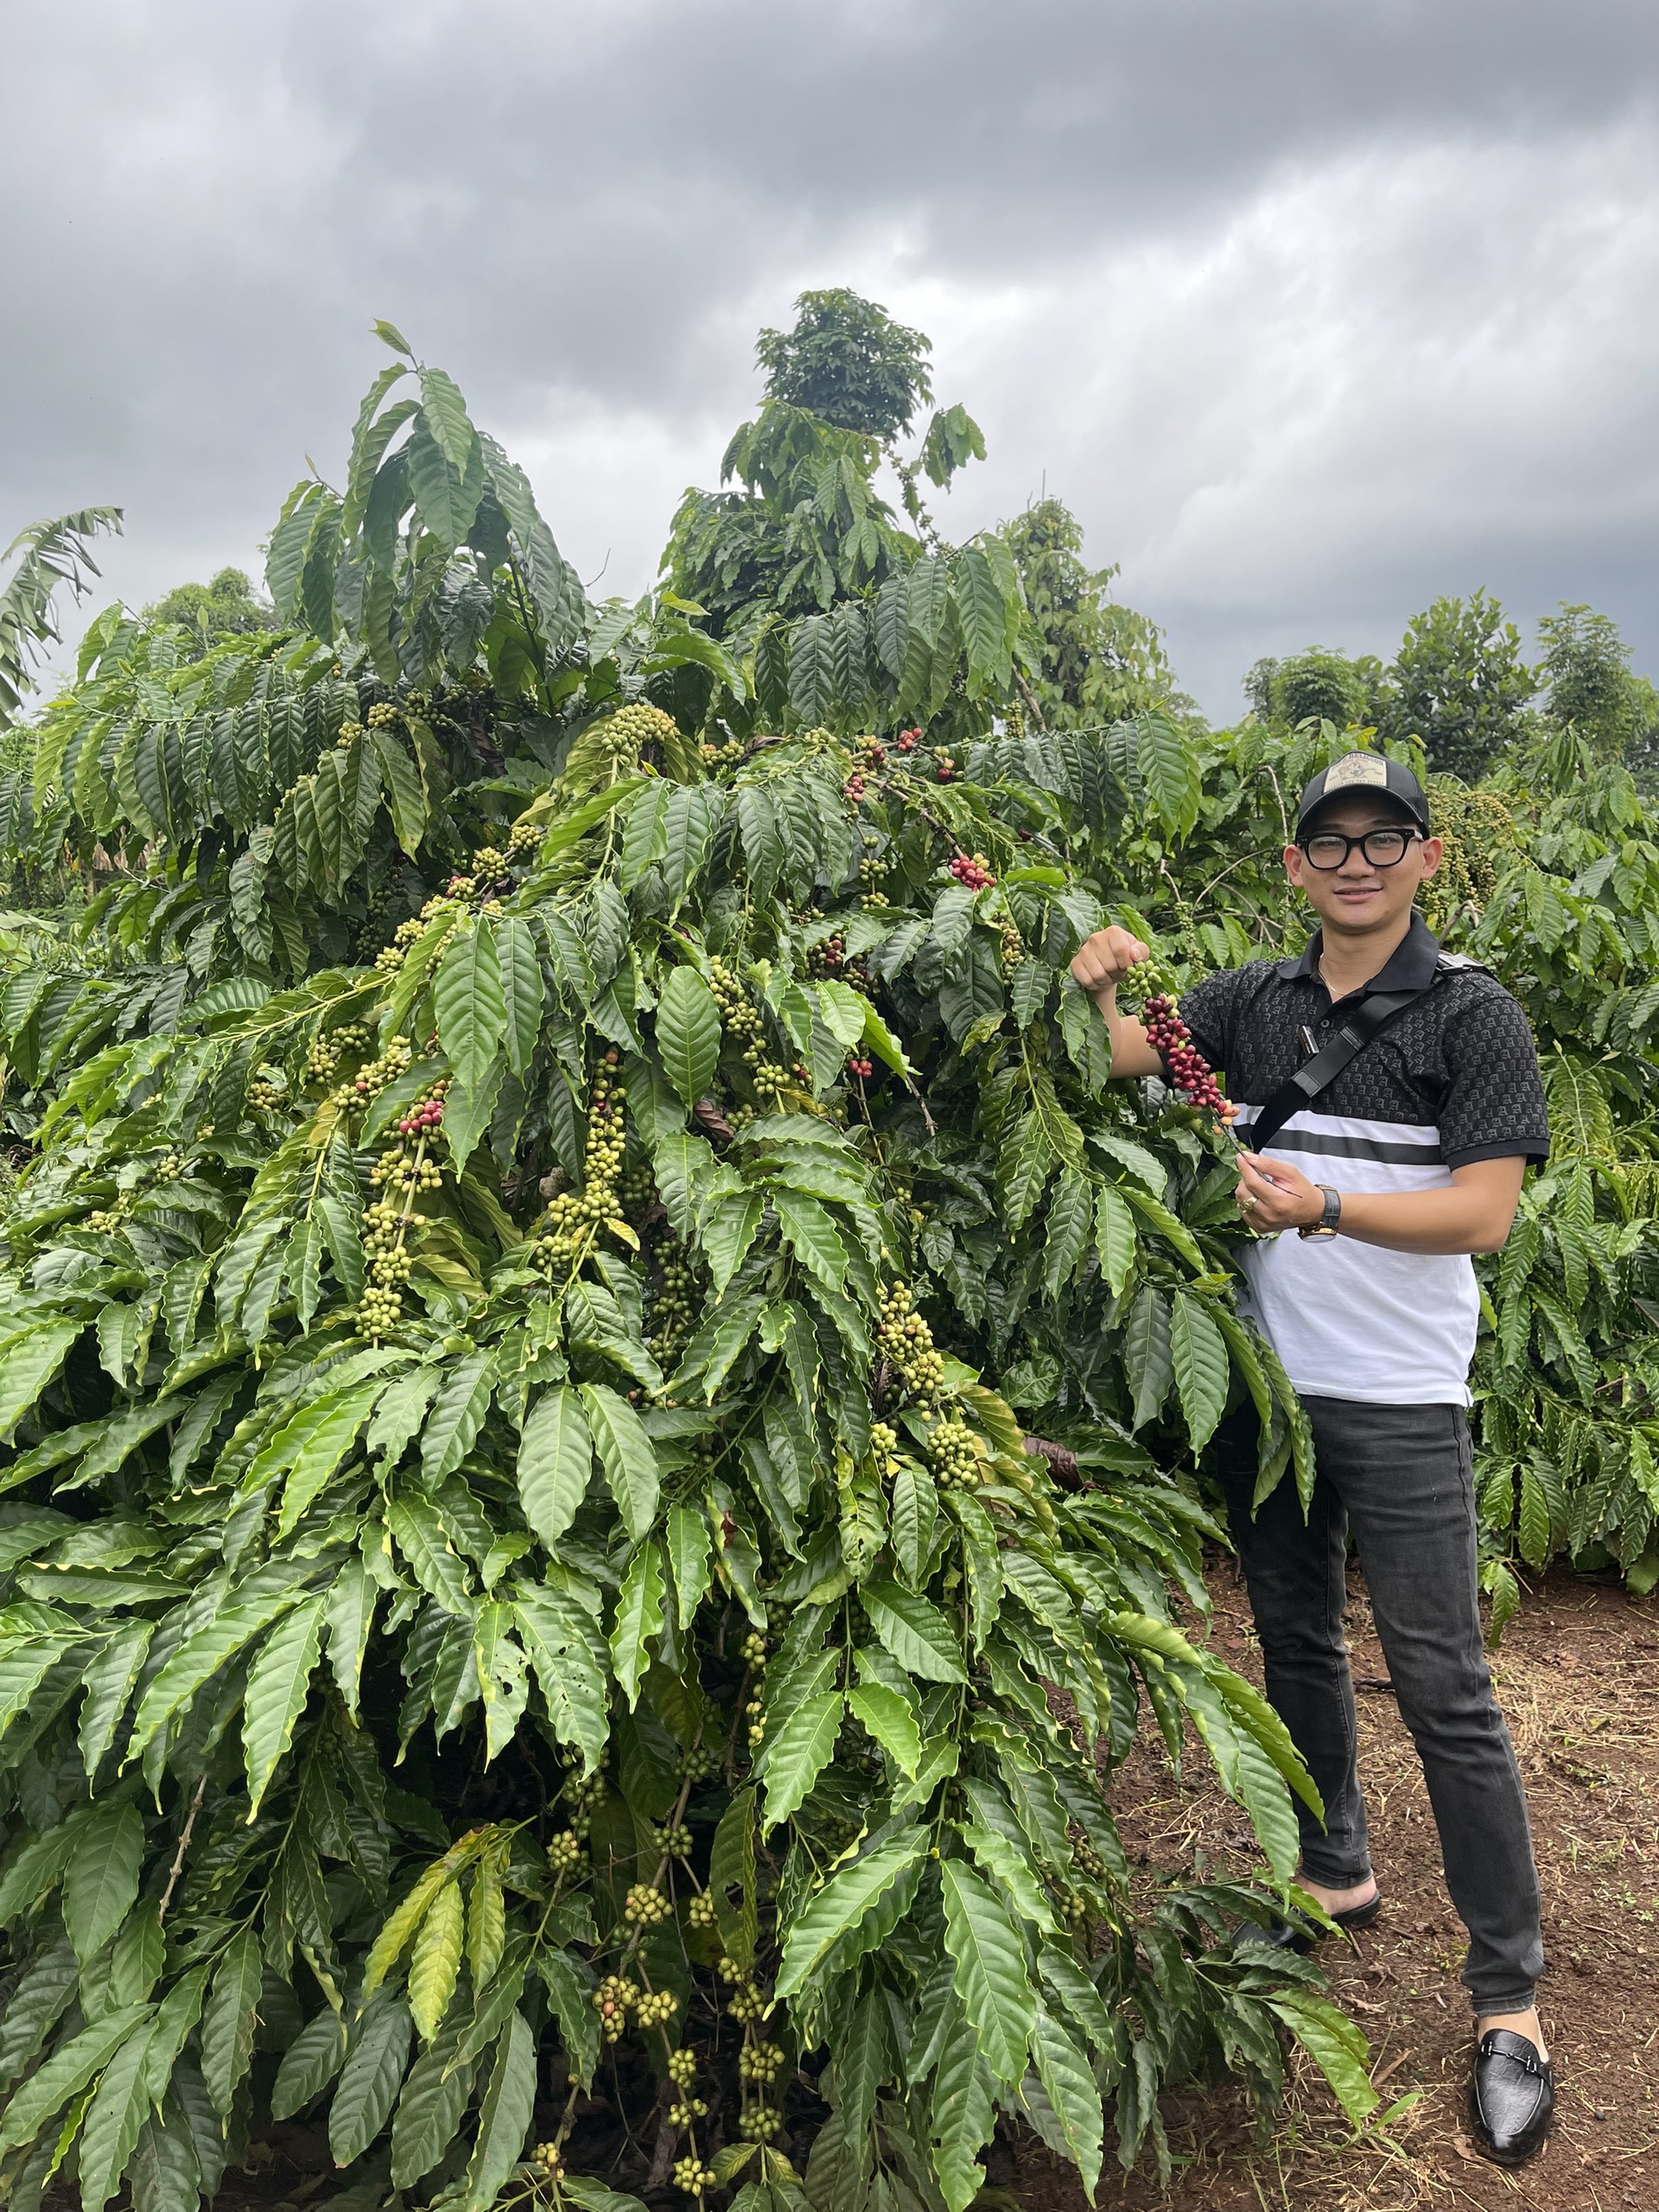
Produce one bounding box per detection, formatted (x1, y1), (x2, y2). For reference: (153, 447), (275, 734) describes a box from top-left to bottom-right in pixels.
(1235, 1151), (1327, 1232)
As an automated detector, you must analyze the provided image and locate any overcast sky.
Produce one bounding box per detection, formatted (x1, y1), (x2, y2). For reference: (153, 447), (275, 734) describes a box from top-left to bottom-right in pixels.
(6, 0), (1658, 720)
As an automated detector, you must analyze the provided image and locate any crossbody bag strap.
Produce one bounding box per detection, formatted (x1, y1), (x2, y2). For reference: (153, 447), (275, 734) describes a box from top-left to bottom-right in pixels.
(1243, 983), (1429, 1154)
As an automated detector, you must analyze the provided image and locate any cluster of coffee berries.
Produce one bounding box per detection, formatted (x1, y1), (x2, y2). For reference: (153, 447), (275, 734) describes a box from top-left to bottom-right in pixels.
(246, 1073), (283, 1112)
(647, 1233), (699, 1363)
(739, 2107), (782, 2143)
(679, 1742), (721, 1783)
(877, 1282), (946, 1406)
(1141, 995), (1236, 1122)
(546, 1831), (584, 1878)
(949, 852), (995, 891)
(563, 1770), (607, 1842)
(1001, 923), (1025, 976)
(530, 2141), (564, 2184)
(858, 842), (890, 911)
(843, 772), (868, 804)
(603, 701), (682, 761)
(808, 933), (845, 978)
(467, 845), (512, 896)
(685, 1891), (718, 1930)
(934, 750), (957, 783)
(305, 1022), (369, 1084)
(655, 1821), (692, 1859)
(721, 1967), (769, 2024)
(868, 1421), (899, 1468)
(624, 1882), (671, 1927)
(669, 2049), (700, 2090)
(594, 1974), (638, 2044)
(708, 956), (798, 1108)
(342, 1034), (414, 1104)
(533, 1052), (626, 1273)
(635, 1986), (678, 2028)
(366, 700), (400, 729)
(847, 1055), (874, 1080)
(854, 734), (887, 770)
(394, 1083), (448, 1141)
(374, 915), (430, 976)
(928, 1415), (984, 1490)
(356, 1188), (416, 1339)
(1071, 1836), (1109, 1882)
(672, 2156), (716, 2196)
(897, 728), (920, 753)
(700, 734), (745, 766)
(738, 2041), (785, 2088)
(336, 719), (365, 749)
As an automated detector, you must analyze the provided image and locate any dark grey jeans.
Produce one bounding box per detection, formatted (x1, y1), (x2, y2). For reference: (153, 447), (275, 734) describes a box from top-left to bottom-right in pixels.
(1214, 1395), (1543, 2014)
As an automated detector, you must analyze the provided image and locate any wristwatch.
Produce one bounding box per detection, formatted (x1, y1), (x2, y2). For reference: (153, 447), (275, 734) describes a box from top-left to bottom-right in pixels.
(1299, 1185), (1342, 1238)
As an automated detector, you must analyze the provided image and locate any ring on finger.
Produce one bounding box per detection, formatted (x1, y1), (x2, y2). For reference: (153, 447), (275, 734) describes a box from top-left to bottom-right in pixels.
(1236, 1190), (1258, 1212)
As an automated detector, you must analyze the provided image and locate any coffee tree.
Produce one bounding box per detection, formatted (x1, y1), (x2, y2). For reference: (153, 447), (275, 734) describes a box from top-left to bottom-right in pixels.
(0, 343), (1382, 2212)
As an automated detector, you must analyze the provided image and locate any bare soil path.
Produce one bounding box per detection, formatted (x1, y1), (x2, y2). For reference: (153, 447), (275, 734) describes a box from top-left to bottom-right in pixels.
(1003, 1559), (1659, 2212)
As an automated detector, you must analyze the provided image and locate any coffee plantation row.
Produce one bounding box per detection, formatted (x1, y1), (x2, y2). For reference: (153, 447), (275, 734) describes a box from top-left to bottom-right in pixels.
(0, 315), (1649, 2212)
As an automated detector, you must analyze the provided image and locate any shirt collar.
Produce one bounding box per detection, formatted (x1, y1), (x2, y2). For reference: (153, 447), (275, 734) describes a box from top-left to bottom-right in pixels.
(1276, 911), (1441, 995)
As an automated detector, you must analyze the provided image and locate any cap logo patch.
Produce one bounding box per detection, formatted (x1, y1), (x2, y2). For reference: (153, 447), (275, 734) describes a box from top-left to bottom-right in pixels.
(1322, 753), (1389, 792)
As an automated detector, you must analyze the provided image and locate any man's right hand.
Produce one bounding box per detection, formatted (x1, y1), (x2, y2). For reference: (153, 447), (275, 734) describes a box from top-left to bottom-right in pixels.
(1068, 928), (1166, 1078)
(1069, 926), (1150, 998)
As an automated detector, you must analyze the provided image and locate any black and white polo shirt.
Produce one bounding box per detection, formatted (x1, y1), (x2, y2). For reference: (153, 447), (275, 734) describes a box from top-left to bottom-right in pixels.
(1179, 912), (1550, 1408)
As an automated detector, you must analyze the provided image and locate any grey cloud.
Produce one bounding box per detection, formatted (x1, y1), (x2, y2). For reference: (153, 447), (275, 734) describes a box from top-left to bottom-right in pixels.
(4, 1), (1659, 716)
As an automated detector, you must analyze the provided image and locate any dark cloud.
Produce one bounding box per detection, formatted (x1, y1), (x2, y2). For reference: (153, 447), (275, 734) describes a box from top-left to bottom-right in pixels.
(5, 1), (1658, 715)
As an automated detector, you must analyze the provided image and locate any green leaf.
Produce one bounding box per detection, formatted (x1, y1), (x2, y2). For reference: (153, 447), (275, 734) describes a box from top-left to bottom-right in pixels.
(761, 1688), (843, 1831)
(773, 1832), (929, 2001)
(419, 365), (479, 475)
(277, 1382), (381, 1540)
(374, 320), (416, 359)
(371, 727), (428, 855)
(846, 1681), (920, 1777)
(938, 1859), (1035, 2085)
(860, 1580), (966, 1683)
(516, 1387), (594, 1549)
(1094, 1184), (1137, 1299)
(78, 2019), (156, 2212)
(578, 1383), (659, 1542)
(243, 1593), (325, 1815)
(329, 1993), (413, 2167)
(772, 1191), (849, 1296)
(1031, 2005), (1103, 2201)
(1123, 1284), (1173, 1430)
(929, 2009), (996, 2212)
(270, 2012), (346, 2122)
(0, 1319), (82, 1443)
(496, 915), (544, 1077)
(408, 1879), (464, 2043)
(324, 1553), (378, 1719)
(890, 1460), (938, 1588)
(1169, 1292), (1229, 1452)
(1267, 1992), (1378, 2128)
(62, 1800), (143, 1967)
(957, 1822), (1058, 1934)
(200, 1928), (263, 2118)
(665, 1502), (713, 1630)
(514, 1589), (609, 1772)
(463, 2009), (536, 2212)
(655, 966), (721, 1106)
(436, 920), (507, 1097)
(608, 1539), (664, 1710)
(127, 1562), (314, 1762)
(0, 2005), (149, 2154)
(391, 2014), (474, 2189)
(420, 1351), (495, 1485)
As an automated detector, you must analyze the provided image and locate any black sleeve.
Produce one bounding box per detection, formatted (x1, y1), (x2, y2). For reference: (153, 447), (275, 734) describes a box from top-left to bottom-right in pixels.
(1438, 985), (1551, 1169)
(1177, 969), (1238, 1077)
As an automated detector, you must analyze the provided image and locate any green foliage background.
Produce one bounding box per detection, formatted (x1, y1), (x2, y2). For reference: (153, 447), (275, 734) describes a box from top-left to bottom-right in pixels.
(0, 294), (1651, 2212)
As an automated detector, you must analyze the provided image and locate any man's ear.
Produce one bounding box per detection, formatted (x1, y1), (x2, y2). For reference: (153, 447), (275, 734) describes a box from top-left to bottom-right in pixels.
(1283, 843), (1306, 888)
(1417, 835), (1444, 882)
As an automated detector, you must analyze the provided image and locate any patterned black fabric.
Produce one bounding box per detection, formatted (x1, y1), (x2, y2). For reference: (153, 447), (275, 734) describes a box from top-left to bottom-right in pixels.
(1179, 912), (1551, 1167)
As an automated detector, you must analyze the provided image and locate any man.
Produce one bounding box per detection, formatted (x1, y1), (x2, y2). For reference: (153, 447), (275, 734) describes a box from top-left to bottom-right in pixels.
(1070, 752), (1554, 2166)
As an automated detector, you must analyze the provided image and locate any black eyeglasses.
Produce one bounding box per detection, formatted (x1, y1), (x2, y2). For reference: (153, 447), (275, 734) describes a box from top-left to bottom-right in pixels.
(1299, 827), (1421, 871)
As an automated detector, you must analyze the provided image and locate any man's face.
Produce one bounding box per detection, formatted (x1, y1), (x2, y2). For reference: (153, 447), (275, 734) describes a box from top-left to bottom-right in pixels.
(1282, 796), (1442, 937)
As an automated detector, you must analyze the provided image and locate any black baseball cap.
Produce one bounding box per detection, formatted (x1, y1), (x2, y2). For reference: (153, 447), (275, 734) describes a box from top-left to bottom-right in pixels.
(1296, 752), (1431, 838)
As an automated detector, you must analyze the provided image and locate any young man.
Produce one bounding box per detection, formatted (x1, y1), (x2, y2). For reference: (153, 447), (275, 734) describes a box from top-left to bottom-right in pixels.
(1070, 752), (1555, 2166)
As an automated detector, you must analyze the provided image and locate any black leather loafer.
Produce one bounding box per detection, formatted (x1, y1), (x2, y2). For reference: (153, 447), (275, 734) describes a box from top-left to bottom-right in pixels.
(1470, 2029), (1554, 2165)
(1242, 1887), (1382, 1955)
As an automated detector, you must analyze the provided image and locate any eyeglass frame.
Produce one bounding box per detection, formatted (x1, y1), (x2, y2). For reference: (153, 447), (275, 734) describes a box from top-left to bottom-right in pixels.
(1295, 824), (1425, 871)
